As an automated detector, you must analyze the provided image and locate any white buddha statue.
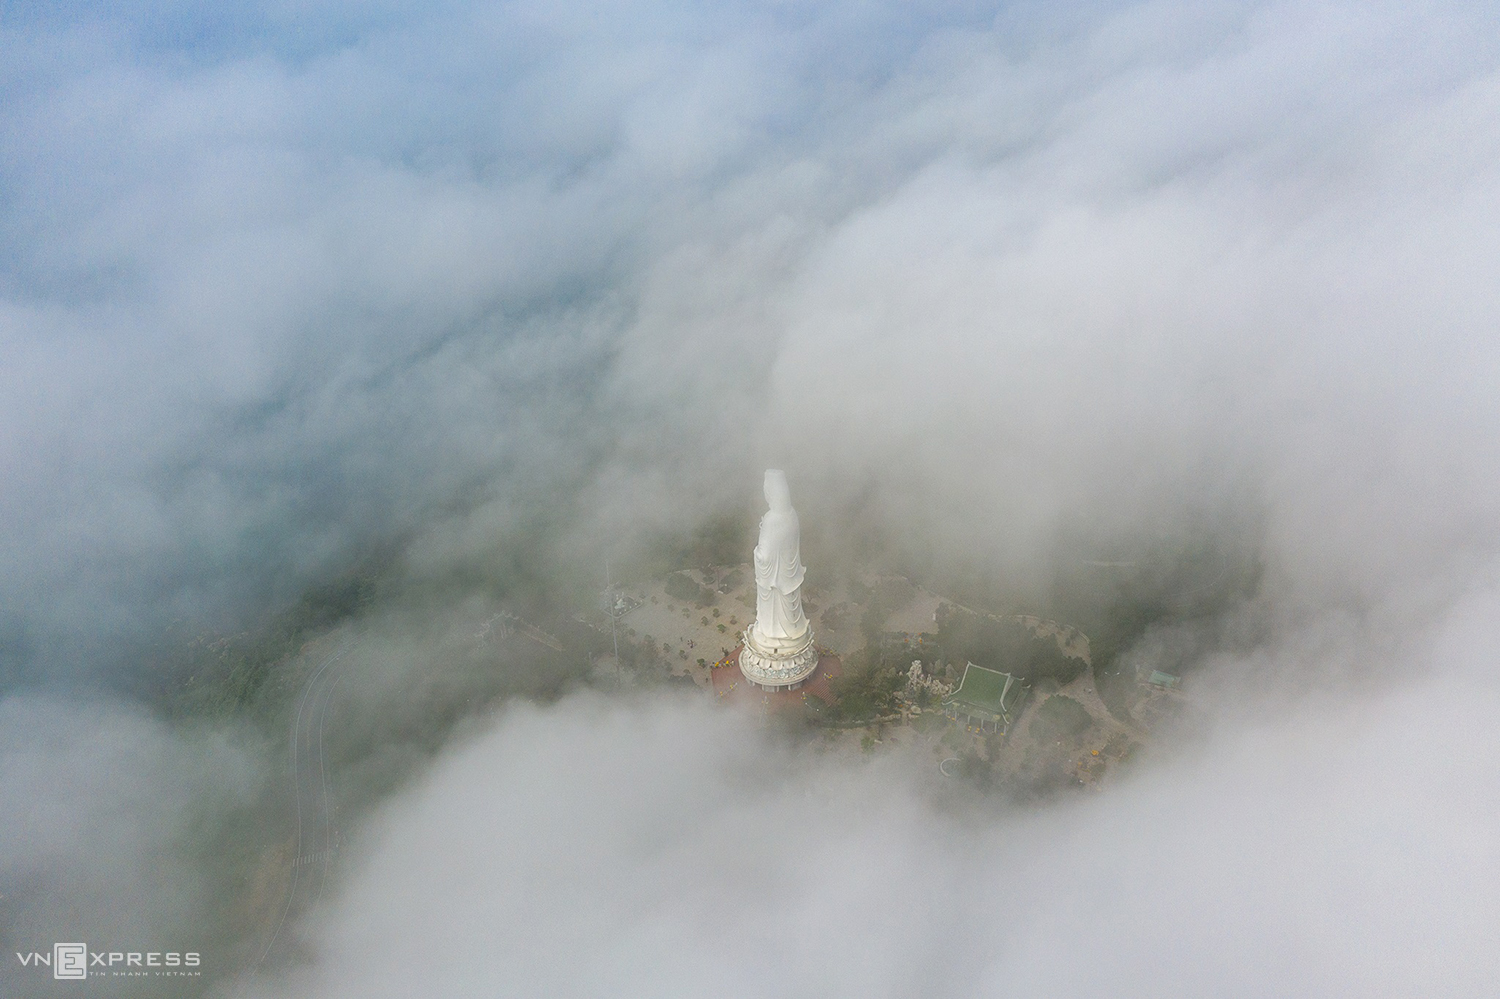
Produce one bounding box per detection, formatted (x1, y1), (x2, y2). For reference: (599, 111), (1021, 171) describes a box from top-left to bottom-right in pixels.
(740, 469), (818, 688)
(751, 469), (809, 643)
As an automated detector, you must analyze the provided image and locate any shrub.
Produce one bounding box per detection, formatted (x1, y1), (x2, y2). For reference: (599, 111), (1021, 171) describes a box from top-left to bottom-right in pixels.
(829, 647), (903, 721)
(935, 605), (1084, 684)
(665, 572), (713, 606)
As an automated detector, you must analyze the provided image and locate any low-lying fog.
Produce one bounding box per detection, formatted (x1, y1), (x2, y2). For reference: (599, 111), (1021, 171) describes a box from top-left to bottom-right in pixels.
(3, 1), (1499, 995)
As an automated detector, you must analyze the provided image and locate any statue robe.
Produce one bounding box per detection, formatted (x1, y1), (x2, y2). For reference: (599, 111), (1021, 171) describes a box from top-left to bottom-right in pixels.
(752, 506), (809, 642)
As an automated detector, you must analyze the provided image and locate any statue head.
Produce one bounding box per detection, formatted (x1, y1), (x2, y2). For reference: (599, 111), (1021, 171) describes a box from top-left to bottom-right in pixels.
(763, 469), (793, 513)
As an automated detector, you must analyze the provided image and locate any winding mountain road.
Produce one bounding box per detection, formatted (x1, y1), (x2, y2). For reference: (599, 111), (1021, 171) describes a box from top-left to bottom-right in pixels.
(237, 645), (348, 988)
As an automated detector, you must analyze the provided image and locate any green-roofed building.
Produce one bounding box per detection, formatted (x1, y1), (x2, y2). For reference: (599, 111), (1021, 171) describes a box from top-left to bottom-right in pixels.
(943, 662), (1028, 733)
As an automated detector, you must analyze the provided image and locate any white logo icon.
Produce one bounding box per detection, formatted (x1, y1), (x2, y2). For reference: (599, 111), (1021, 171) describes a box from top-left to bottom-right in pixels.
(54, 943), (87, 980)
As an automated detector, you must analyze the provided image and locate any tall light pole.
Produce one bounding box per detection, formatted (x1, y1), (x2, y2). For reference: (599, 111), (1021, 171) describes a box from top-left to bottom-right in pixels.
(606, 557), (621, 681)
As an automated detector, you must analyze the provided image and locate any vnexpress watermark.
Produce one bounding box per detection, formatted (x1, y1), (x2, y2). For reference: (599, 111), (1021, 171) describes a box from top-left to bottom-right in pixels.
(15, 943), (202, 980)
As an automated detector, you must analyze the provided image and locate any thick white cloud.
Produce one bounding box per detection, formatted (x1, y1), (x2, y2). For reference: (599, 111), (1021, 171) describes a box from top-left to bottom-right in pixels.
(5, 0), (1500, 668)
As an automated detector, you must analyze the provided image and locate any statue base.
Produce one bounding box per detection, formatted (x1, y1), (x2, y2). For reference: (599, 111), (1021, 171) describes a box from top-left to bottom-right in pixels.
(738, 627), (818, 689)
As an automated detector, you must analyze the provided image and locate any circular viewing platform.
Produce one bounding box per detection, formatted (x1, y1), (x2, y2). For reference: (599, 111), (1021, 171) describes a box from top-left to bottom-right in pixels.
(737, 627), (818, 689)
(714, 644), (842, 706)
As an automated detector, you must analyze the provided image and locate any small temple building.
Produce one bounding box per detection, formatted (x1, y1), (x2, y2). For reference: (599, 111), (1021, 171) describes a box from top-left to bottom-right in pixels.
(943, 662), (1027, 733)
